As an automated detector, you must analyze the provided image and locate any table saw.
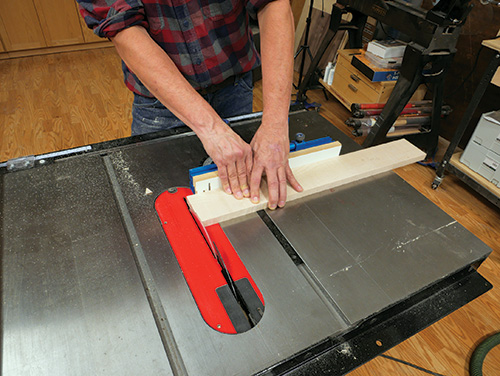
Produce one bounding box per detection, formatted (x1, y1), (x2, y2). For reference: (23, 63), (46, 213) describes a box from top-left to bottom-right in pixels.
(0, 110), (492, 375)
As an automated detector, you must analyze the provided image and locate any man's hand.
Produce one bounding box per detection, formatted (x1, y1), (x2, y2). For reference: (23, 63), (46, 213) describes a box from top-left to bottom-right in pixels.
(249, 122), (302, 210)
(198, 121), (253, 199)
(253, 0), (297, 209)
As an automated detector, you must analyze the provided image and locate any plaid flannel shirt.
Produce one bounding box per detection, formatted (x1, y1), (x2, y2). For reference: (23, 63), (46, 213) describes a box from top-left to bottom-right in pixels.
(76, 0), (273, 97)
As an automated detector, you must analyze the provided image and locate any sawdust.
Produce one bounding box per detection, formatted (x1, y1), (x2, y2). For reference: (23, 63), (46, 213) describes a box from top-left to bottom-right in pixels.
(110, 151), (142, 198)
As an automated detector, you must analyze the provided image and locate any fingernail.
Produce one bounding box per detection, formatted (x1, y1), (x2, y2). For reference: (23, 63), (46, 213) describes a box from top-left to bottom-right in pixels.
(268, 205), (277, 210)
(243, 188), (250, 197)
(225, 187), (232, 194)
(251, 196), (259, 204)
(235, 191), (243, 199)
(278, 201), (285, 208)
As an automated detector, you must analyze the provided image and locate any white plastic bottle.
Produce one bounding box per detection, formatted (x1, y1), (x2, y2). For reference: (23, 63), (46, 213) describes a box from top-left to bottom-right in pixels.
(323, 62), (333, 82)
(327, 64), (335, 85)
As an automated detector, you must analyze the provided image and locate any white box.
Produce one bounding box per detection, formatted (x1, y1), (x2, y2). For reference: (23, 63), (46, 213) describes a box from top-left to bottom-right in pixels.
(366, 40), (407, 59)
(469, 111), (500, 155)
(460, 141), (500, 187)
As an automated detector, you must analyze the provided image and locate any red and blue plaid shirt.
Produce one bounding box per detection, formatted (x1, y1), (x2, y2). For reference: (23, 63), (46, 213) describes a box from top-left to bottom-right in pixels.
(76, 0), (272, 97)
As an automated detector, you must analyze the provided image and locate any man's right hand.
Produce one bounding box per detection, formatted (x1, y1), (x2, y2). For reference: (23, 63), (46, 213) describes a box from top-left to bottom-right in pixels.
(197, 122), (253, 200)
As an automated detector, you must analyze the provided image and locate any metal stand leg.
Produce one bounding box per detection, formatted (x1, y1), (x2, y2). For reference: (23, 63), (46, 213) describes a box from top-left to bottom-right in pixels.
(295, 4), (366, 103)
(294, 0), (315, 90)
(432, 52), (500, 189)
(363, 46), (424, 147)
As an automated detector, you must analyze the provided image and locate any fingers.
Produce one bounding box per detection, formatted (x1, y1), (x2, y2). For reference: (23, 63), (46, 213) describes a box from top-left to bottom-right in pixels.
(265, 166), (288, 210)
(250, 165), (264, 204)
(218, 158), (251, 200)
(285, 163), (303, 193)
(237, 159), (249, 198)
(218, 165), (231, 195)
(265, 167), (280, 210)
(278, 167), (288, 208)
(244, 153), (253, 198)
(227, 162), (244, 199)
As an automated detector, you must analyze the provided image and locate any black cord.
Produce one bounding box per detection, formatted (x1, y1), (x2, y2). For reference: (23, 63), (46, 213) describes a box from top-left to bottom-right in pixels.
(380, 354), (447, 376)
(379, 22), (396, 40)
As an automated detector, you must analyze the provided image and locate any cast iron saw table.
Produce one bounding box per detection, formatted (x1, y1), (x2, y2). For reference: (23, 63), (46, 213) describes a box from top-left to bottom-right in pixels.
(0, 110), (492, 375)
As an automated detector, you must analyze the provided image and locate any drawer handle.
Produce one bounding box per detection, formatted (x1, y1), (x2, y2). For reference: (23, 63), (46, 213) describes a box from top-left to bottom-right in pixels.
(348, 84), (358, 92)
(350, 74), (360, 82)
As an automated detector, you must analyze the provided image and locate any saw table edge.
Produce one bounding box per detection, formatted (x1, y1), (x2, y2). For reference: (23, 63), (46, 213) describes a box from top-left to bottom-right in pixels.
(186, 139), (426, 226)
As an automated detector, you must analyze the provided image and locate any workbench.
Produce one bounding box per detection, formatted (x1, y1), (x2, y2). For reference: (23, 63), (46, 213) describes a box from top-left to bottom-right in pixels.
(0, 110), (492, 375)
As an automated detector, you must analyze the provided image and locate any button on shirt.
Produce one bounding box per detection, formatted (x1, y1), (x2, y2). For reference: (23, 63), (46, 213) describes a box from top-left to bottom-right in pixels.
(77, 0), (273, 97)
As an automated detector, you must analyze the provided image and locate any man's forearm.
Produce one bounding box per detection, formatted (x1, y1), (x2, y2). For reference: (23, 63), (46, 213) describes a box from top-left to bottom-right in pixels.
(249, 1), (301, 209)
(111, 26), (253, 199)
(111, 26), (222, 139)
(257, 0), (295, 127)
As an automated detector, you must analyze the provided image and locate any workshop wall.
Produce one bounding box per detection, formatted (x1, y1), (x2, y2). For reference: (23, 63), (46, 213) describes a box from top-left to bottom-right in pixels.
(438, 1), (500, 148)
(293, 7), (347, 75)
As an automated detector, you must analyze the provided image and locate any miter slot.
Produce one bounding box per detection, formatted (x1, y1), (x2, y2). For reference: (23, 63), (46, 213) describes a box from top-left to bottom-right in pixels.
(257, 209), (351, 326)
(257, 210), (304, 266)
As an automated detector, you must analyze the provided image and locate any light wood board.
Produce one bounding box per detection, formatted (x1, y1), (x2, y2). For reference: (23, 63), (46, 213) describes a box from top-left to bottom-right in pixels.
(187, 139), (426, 226)
(193, 141), (342, 193)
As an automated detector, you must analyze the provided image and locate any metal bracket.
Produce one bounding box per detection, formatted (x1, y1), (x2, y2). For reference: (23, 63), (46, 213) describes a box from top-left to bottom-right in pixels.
(6, 155), (35, 172)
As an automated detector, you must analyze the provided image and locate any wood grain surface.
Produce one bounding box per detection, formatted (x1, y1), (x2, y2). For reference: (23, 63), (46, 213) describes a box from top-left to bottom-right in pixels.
(0, 47), (131, 162)
(0, 47), (499, 376)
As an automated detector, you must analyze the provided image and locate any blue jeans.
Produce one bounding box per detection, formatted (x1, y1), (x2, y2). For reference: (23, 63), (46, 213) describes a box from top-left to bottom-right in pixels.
(131, 71), (254, 135)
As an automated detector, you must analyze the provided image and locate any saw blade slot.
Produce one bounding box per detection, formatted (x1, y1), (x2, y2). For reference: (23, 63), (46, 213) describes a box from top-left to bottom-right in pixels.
(155, 187), (265, 334)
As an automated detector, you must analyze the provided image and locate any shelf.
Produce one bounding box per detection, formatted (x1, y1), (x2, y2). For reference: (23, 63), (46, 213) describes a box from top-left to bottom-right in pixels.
(448, 152), (500, 208)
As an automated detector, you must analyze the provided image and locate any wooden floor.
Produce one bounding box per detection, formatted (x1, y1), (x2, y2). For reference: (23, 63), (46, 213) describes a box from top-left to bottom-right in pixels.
(1, 47), (499, 376)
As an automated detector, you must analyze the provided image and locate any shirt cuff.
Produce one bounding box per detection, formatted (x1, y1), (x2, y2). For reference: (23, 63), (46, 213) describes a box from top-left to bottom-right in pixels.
(94, 7), (149, 39)
(246, 0), (276, 19)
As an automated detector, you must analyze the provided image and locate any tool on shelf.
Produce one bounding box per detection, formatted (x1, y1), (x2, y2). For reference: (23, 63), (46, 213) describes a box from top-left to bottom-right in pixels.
(295, 0), (474, 158)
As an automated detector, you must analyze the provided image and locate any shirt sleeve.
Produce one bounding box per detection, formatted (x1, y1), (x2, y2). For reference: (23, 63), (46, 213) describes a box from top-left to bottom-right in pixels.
(245, 0), (276, 19)
(76, 0), (149, 39)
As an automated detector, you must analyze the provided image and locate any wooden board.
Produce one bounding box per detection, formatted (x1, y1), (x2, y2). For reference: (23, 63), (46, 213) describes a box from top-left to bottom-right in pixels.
(187, 139), (426, 226)
(193, 141), (342, 193)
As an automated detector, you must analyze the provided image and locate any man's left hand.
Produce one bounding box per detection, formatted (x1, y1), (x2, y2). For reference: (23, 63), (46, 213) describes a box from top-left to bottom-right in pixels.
(249, 122), (303, 209)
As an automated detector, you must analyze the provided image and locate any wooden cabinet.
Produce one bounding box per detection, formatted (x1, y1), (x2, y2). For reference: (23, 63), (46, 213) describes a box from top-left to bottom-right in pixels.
(33, 0), (84, 47)
(0, 0), (110, 58)
(323, 49), (426, 109)
(0, 0), (47, 51)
